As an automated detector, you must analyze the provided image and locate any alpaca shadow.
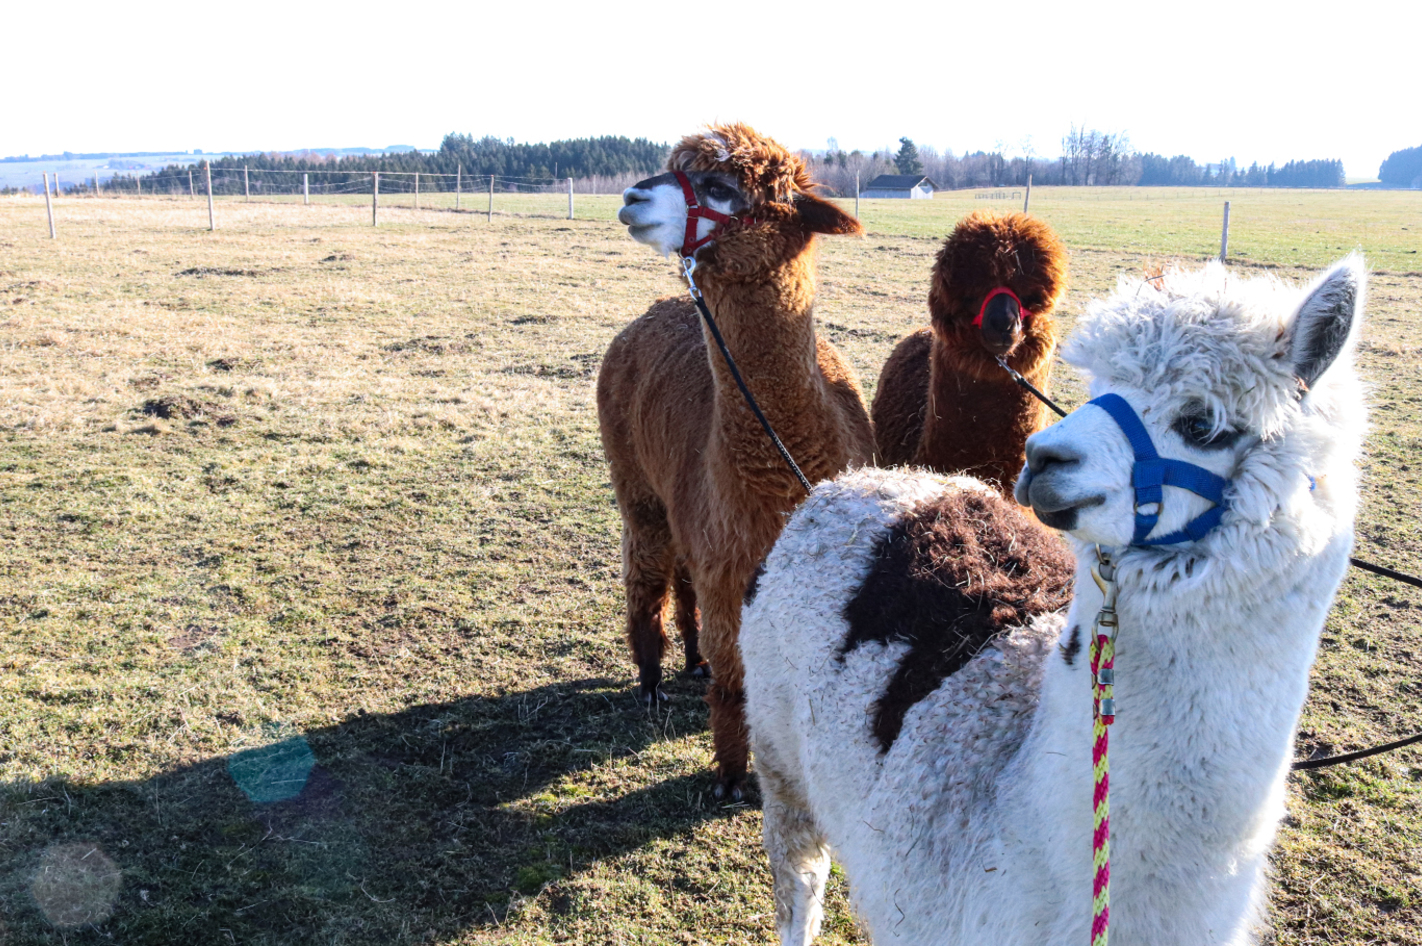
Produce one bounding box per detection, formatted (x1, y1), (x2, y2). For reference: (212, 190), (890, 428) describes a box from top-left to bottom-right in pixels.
(0, 675), (738, 945)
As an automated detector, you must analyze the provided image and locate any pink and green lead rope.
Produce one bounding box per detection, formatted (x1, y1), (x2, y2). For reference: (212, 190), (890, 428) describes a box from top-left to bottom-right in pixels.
(1090, 550), (1119, 946)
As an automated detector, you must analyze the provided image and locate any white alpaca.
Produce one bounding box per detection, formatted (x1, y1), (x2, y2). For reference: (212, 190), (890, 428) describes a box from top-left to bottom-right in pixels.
(741, 256), (1367, 945)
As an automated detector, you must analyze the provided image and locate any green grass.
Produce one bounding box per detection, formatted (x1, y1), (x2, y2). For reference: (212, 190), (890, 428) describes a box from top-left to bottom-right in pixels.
(0, 188), (1420, 944)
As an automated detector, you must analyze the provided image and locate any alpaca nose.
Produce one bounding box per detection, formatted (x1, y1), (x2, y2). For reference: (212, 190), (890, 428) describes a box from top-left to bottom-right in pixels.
(980, 293), (1023, 356)
(1025, 439), (1081, 476)
(622, 186), (651, 207)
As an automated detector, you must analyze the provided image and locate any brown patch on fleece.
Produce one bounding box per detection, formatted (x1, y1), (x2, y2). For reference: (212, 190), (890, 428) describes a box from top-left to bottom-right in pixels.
(840, 488), (1075, 752)
(872, 211), (1068, 492)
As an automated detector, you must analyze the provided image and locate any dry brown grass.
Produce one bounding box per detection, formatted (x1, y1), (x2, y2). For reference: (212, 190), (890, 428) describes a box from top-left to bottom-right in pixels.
(1, 189), (1420, 945)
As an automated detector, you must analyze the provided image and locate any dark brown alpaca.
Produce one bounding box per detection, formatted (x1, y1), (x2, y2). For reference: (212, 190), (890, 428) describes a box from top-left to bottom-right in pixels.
(599, 123), (874, 799)
(872, 211), (1068, 492)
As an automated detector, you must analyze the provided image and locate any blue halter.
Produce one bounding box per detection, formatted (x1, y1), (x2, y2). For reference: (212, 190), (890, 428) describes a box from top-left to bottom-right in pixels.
(1088, 393), (1231, 546)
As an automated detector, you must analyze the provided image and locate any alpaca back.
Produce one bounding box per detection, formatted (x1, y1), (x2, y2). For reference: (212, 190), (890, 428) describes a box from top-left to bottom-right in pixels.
(743, 468), (1070, 941)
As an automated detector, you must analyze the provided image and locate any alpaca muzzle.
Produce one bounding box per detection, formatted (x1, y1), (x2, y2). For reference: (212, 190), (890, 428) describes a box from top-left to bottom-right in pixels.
(977, 287), (1024, 356)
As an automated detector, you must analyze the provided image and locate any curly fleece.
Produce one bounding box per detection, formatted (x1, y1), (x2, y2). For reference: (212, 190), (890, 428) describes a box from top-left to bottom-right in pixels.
(871, 211), (1069, 491)
(598, 123), (873, 795)
(668, 122), (815, 205)
(743, 257), (1368, 946)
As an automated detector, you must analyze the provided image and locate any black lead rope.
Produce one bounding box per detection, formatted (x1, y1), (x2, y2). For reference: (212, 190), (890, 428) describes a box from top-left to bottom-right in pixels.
(1292, 731), (1422, 771)
(994, 357), (1422, 771)
(681, 259), (813, 496)
(1347, 556), (1422, 590)
(997, 355), (1069, 418)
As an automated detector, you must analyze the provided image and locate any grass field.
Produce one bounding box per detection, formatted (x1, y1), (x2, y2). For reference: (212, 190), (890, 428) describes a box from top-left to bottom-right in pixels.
(1, 187), (1420, 945)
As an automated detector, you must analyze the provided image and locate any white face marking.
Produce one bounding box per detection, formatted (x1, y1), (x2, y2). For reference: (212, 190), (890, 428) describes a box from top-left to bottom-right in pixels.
(1016, 388), (1245, 547)
(617, 173), (745, 258)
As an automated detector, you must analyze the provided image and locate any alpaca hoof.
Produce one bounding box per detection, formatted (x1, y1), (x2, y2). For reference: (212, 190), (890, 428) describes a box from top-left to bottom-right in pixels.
(638, 684), (667, 706)
(686, 660), (710, 678)
(713, 778), (745, 803)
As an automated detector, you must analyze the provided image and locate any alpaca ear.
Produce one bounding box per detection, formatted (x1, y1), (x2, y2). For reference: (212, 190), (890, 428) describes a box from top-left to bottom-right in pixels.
(794, 193), (863, 236)
(1286, 254), (1365, 390)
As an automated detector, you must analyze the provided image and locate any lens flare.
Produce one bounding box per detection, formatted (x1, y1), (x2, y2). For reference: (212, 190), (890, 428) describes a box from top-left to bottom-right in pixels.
(227, 735), (315, 803)
(31, 843), (122, 929)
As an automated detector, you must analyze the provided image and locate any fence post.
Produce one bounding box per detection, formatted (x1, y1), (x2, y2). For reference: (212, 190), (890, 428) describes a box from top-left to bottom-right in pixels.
(567, 177), (574, 220)
(206, 161), (216, 231)
(136, 174), (141, 196)
(189, 169), (195, 200)
(244, 166), (250, 202)
(854, 171), (860, 219)
(94, 171), (100, 197)
(303, 173), (309, 205)
(487, 174), (493, 221)
(1024, 174), (1032, 213)
(456, 164), (461, 211)
(372, 172), (379, 226)
(42, 173), (56, 239)
(414, 172), (419, 210)
(1219, 201), (1231, 262)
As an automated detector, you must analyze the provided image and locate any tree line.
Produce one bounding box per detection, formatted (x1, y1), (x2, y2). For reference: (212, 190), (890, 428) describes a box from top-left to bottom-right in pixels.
(62, 128), (1362, 197)
(804, 128), (1346, 196)
(1379, 145), (1422, 188)
(90, 134), (669, 195)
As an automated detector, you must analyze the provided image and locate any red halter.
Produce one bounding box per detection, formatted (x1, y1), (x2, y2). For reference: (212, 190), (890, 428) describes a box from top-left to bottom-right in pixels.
(974, 286), (1027, 326)
(674, 170), (740, 259)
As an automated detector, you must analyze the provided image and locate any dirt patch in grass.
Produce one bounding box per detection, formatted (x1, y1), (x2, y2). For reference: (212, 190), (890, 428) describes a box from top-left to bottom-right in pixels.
(383, 334), (480, 355)
(174, 266), (273, 278)
(139, 394), (237, 425)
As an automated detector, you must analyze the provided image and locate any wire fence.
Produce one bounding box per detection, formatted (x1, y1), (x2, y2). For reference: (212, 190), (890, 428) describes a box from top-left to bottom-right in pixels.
(43, 165), (646, 199)
(20, 163), (658, 234)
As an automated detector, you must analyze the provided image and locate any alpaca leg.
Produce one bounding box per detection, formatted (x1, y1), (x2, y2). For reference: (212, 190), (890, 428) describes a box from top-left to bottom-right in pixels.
(761, 772), (831, 946)
(620, 508), (675, 704)
(706, 681), (750, 800)
(701, 594), (751, 798)
(672, 559), (707, 677)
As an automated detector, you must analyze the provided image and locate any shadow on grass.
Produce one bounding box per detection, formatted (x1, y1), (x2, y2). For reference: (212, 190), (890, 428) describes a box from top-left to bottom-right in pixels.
(0, 674), (735, 944)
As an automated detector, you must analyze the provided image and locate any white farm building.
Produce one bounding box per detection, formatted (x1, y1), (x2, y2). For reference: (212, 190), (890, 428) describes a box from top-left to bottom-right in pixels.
(860, 174), (938, 199)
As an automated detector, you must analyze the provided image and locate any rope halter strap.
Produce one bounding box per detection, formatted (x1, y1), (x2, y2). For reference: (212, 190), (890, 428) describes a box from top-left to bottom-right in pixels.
(1088, 393), (1230, 546)
(673, 170), (739, 258)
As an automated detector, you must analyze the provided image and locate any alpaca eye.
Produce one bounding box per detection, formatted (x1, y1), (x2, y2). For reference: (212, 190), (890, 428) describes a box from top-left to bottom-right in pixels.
(1172, 411), (1242, 450)
(707, 184), (734, 203)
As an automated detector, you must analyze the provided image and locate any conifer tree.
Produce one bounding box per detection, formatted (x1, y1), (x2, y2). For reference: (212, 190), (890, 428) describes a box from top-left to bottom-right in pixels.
(895, 137), (924, 175)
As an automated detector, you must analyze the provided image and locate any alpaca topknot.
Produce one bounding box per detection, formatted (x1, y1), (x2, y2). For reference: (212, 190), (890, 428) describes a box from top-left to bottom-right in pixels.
(668, 122), (814, 205)
(1064, 260), (1331, 437)
(931, 209), (1069, 325)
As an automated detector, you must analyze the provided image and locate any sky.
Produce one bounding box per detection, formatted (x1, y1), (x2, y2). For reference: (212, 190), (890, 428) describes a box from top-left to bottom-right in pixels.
(3, 0), (1416, 179)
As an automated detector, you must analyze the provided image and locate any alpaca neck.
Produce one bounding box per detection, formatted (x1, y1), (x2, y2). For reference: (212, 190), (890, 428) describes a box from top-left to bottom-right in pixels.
(917, 332), (1051, 492)
(697, 253), (840, 490)
(999, 536), (1349, 942)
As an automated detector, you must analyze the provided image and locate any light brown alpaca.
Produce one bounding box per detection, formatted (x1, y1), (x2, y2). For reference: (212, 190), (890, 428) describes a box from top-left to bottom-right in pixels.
(872, 211), (1068, 492)
(598, 123), (874, 798)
